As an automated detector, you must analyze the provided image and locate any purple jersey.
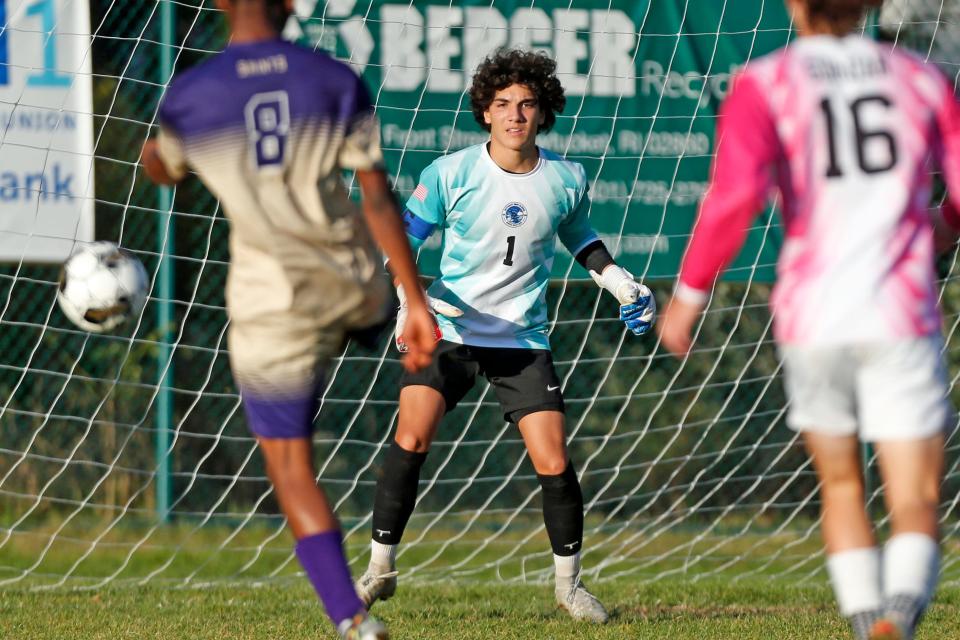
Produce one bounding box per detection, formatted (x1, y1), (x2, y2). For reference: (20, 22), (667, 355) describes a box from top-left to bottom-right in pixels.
(155, 39), (390, 403)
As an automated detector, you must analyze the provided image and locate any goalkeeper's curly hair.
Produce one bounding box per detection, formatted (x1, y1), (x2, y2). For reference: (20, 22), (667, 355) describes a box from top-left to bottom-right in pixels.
(469, 48), (566, 134)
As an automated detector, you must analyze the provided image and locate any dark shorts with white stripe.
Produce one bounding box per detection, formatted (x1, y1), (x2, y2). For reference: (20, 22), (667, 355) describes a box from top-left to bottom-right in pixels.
(400, 339), (565, 423)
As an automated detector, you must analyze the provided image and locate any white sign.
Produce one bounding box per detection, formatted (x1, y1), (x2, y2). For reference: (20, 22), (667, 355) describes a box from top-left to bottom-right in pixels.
(0, 0), (94, 262)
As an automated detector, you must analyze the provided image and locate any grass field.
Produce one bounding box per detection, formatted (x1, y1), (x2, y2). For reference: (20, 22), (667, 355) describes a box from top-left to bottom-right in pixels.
(3, 519), (959, 639)
(4, 579), (960, 639)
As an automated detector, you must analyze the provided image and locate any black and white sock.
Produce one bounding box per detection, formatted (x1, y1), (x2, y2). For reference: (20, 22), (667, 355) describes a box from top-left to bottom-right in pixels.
(538, 461), (585, 591)
(882, 533), (939, 636)
(826, 547), (883, 640)
(371, 442), (427, 548)
(848, 609), (882, 640)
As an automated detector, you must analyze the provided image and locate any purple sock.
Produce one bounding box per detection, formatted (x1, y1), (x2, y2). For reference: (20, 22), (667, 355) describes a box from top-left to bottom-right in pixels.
(295, 530), (364, 628)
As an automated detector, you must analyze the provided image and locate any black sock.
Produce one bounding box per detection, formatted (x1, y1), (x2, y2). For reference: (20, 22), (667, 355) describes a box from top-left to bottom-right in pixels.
(371, 441), (427, 545)
(537, 461), (584, 556)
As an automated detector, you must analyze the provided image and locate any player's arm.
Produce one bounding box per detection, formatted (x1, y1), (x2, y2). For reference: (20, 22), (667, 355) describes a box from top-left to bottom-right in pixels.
(354, 170), (437, 370)
(142, 90), (190, 186)
(385, 163), (463, 352)
(658, 72), (778, 357)
(141, 138), (183, 185)
(355, 169), (423, 295)
(340, 79), (437, 370)
(350, 168), (437, 371)
(558, 178), (655, 336)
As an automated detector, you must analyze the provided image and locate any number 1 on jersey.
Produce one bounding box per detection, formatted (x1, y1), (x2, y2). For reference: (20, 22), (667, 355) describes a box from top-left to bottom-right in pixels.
(503, 235), (516, 266)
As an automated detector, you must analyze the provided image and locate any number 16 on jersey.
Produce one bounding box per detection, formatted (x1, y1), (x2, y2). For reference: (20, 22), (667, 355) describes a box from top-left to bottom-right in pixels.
(820, 93), (898, 178)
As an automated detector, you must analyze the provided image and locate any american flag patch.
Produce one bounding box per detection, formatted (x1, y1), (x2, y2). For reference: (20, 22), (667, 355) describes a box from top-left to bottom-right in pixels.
(412, 184), (428, 202)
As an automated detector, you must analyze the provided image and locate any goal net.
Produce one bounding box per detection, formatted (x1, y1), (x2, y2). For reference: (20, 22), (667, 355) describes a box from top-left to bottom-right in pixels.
(0, 0), (957, 590)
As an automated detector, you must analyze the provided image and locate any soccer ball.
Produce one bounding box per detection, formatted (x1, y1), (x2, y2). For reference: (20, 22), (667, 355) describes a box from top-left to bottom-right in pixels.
(57, 241), (149, 333)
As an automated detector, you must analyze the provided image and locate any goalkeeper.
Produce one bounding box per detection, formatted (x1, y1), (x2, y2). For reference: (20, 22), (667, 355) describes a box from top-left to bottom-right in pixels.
(355, 47), (656, 624)
(140, 1), (437, 638)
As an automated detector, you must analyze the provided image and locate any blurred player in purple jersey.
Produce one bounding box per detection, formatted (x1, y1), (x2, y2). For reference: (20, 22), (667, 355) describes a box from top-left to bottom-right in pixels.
(659, 1), (960, 638)
(141, 1), (436, 638)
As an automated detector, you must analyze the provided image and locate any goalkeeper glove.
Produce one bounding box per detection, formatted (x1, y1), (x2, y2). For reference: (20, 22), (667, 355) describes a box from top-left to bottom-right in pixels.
(590, 265), (656, 336)
(395, 284), (463, 352)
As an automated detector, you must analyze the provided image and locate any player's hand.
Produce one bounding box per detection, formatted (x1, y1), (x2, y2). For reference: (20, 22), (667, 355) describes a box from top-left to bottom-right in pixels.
(617, 281), (656, 336)
(394, 285), (463, 353)
(397, 302), (437, 372)
(591, 265), (656, 336)
(657, 295), (701, 357)
(140, 139), (180, 185)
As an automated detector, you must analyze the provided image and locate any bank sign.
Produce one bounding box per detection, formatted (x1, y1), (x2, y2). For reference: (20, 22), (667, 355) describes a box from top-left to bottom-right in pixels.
(288, 0), (791, 281)
(0, 0), (94, 262)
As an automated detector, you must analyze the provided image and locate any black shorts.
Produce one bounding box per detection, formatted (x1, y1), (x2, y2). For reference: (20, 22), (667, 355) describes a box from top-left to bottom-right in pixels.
(400, 340), (564, 423)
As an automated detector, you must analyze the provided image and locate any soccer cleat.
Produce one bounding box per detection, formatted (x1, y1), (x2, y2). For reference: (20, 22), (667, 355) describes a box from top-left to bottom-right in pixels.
(849, 609), (882, 640)
(870, 593), (926, 640)
(555, 578), (609, 624)
(868, 618), (906, 640)
(339, 613), (389, 640)
(355, 569), (399, 609)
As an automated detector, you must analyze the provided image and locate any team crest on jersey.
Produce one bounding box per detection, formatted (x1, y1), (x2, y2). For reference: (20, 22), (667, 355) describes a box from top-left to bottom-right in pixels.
(501, 202), (528, 228)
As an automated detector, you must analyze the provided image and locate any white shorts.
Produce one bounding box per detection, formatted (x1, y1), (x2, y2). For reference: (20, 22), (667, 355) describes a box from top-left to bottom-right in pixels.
(780, 336), (952, 442)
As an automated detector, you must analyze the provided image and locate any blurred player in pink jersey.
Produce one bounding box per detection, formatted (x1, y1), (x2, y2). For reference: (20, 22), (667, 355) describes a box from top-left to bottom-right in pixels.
(659, 1), (960, 639)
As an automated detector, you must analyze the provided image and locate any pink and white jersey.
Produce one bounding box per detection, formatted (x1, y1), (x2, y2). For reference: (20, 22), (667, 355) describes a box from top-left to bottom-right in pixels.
(677, 34), (960, 346)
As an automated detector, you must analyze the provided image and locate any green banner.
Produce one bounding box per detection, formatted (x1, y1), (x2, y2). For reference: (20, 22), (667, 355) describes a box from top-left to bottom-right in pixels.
(289, 1), (791, 281)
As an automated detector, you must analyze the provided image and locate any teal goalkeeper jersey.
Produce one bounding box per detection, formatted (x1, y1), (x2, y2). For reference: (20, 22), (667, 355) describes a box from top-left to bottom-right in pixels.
(403, 143), (598, 349)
